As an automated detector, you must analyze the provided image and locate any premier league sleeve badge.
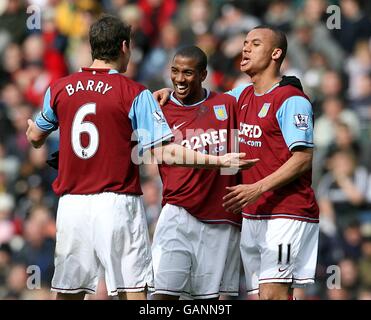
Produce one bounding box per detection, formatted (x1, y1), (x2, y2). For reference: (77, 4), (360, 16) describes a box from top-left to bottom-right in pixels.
(294, 114), (309, 130)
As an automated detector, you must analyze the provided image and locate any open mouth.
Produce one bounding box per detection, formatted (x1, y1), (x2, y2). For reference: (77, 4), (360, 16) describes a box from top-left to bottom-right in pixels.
(175, 84), (188, 95)
(240, 57), (250, 67)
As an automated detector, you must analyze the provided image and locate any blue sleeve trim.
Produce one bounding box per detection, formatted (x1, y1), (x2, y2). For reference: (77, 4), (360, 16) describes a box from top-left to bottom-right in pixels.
(289, 141), (314, 150)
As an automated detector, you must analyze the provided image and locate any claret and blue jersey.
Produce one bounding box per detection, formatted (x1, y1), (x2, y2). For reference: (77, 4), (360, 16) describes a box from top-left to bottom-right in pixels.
(159, 90), (242, 227)
(35, 68), (173, 196)
(227, 82), (319, 222)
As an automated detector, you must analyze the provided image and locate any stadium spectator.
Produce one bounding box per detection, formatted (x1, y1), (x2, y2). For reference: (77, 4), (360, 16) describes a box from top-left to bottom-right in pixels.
(287, 18), (345, 72)
(331, 0), (371, 54)
(3, 263), (28, 299)
(175, 0), (215, 45)
(314, 97), (360, 151)
(339, 220), (363, 261)
(317, 150), (369, 230)
(138, 22), (180, 88)
(14, 205), (56, 285)
(345, 40), (371, 102)
(0, 0), (28, 45)
(357, 235), (371, 291)
(138, 0), (177, 46)
(263, 0), (295, 33)
(324, 122), (361, 161)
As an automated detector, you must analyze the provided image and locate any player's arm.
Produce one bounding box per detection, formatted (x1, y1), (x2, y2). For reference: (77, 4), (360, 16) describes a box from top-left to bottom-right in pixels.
(253, 147), (312, 191)
(223, 95), (315, 213)
(150, 143), (258, 169)
(223, 148), (312, 212)
(26, 87), (59, 148)
(133, 89), (258, 170)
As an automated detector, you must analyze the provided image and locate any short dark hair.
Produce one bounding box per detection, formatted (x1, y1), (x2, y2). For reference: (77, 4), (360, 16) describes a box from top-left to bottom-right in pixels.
(252, 25), (287, 64)
(89, 15), (131, 62)
(173, 46), (207, 71)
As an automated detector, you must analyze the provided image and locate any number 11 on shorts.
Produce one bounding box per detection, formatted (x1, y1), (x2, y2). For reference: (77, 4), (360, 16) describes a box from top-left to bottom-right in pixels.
(277, 243), (291, 264)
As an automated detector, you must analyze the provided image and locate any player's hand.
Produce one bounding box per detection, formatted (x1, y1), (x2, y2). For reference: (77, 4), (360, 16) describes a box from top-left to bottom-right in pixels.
(222, 183), (263, 214)
(219, 153), (259, 169)
(26, 119), (36, 141)
(26, 119), (43, 147)
(153, 88), (172, 106)
(26, 118), (48, 148)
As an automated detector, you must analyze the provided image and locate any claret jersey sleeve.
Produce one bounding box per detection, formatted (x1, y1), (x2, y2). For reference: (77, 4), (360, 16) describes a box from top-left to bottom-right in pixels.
(128, 89), (173, 152)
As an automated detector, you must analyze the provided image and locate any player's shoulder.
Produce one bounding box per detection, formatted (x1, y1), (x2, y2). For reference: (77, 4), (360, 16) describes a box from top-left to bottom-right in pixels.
(276, 84), (306, 97)
(275, 76), (310, 102)
(272, 86), (310, 111)
(113, 73), (146, 93)
(49, 73), (77, 92)
(208, 91), (238, 106)
(225, 82), (254, 102)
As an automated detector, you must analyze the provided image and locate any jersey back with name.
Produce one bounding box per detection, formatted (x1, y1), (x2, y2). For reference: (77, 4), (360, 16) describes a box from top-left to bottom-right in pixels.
(159, 92), (241, 227)
(49, 68), (144, 195)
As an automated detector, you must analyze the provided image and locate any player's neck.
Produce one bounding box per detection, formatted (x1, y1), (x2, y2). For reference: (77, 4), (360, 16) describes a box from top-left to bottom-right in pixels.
(90, 59), (120, 72)
(251, 69), (281, 95)
(175, 88), (206, 106)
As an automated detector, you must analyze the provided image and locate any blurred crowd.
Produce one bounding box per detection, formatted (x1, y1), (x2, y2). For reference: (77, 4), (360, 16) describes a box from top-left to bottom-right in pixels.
(0, 0), (371, 300)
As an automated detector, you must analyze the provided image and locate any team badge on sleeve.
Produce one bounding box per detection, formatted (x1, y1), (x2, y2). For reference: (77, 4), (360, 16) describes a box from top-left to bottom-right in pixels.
(258, 103), (271, 118)
(213, 105), (228, 121)
(294, 114), (309, 130)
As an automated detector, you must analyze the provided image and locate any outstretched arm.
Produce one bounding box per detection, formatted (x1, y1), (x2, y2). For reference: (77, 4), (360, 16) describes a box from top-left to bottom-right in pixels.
(223, 148), (312, 213)
(151, 143), (259, 169)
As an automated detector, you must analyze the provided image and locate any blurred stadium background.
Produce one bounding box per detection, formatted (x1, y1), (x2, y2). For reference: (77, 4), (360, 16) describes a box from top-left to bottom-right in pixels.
(0, 0), (370, 300)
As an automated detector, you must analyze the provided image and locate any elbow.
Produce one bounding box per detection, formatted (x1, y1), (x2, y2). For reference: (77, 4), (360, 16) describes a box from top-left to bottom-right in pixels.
(302, 158), (312, 172)
(295, 154), (313, 174)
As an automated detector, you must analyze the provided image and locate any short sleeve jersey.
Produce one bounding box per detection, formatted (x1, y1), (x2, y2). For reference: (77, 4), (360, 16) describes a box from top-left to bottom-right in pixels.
(227, 83), (319, 223)
(35, 68), (172, 196)
(158, 90), (242, 227)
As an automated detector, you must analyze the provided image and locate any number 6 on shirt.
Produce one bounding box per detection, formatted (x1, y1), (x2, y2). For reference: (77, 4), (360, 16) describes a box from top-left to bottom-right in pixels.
(72, 103), (99, 159)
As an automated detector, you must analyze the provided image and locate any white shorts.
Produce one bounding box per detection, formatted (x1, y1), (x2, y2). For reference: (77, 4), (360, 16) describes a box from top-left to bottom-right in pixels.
(152, 204), (241, 299)
(240, 218), (319, 295)
(51, 193), (153, 296)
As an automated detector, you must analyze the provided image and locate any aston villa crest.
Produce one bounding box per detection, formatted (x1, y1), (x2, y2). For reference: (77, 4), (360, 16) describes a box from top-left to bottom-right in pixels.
(213, 105), (228, 121)
(258, 103), (271, 118)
